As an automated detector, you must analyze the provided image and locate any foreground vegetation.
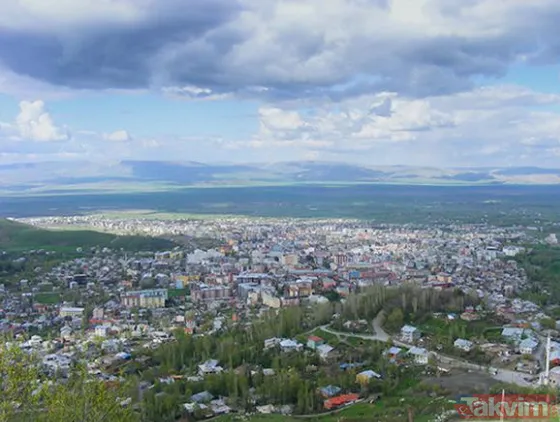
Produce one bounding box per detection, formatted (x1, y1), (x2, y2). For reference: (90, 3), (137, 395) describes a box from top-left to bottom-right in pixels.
(0, 344), (135, 422)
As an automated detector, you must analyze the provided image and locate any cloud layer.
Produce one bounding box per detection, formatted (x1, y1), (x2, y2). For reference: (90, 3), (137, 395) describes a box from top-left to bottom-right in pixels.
(1, 0), (560, 100)
(2, 0), (560, 167)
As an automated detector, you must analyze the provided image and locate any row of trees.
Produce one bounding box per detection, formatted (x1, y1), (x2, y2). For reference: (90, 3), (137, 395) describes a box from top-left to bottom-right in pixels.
(143, 289), (444, 420)
(516, 245), (560, 306)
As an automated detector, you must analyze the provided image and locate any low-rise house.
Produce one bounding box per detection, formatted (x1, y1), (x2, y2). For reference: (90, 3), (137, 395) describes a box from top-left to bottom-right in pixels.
(210, 398), (231, 415)
(339, 362), (365, 371)
(501, 327), (524, 342)
(307, 335), (325, 350)
(60, 326), (73, 340)
(59, 307), (85, 318)
(356, 370), (382, 385)
(198, 359), (223, 376)
(183, 403), (207, 413)
(519, 338), (539, 355)
(279, 339), (303, 352)
(256, 405), (275, 414)
(324, 393), (360, 410)
(408, 346), (429, 365)
(264, 337), (281, 349)
(319, 385), (342, 398)
(190, 391), (213, 403)
(516, 360), (540, 375)
(95, 325), (111, 337)
(454, 338), (474, 352)
(401, 325), (420, 343)
(316, 344), (334, 360)
(385, 346), (404, 363)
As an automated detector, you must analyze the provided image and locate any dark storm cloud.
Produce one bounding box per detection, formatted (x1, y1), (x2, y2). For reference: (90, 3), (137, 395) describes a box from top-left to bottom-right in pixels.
(1, 0), (560, 99)
(0, 0), (242, 89)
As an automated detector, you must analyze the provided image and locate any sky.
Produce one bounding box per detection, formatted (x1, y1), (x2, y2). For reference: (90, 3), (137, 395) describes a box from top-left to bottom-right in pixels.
(2, 0), (560, 168)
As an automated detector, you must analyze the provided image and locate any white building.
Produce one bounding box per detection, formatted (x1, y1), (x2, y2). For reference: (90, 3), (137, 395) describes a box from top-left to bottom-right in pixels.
(519, 338), (539, 355)
(198, 359), (223, 375)
(59, 307), (85, 318)
(408, 346), (429, 365)
(95, 325), (111, 338)
(401, 325), (420, 343)
(454, 338), (473, 352)
(317, 344), (334, 360)
(279, 339), (303, 352)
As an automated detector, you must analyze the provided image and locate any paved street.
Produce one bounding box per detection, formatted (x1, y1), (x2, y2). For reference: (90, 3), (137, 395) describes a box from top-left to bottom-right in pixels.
(320, 312), (534, 388)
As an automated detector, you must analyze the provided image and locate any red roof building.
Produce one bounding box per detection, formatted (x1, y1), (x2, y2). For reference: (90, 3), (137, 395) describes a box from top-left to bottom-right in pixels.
(324, 394), (360, 410)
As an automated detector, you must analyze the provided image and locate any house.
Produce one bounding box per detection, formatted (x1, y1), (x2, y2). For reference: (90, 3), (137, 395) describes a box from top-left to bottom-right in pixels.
(454, 338), (474, 352)
(60, 325), (73, 340)
(324, 394), (360, 410)
(279, 339), (303, 352)
(191, 391), (213, 403)
(95, 325), (110, 337)
(401, 325), (420, 343)
(540, 366), (560, 386)
(408, 346), (429, 365)
(385, 346), (403, 363)
(183, 403), (208, 413)
(256, 405), (275, 414)
(516, 360), (540, 375)
(519, 338), (539, 355)
(198, 359), (223, 376)
(356, 370), (382, 385)
(319, 385), (342, 398)
(307, 335), (325, 350)
(210, 398), (231, 415)
(316, 344), (334, 360)
(262, 368), (275, 376)
(460, 312), (480, 321)
(501, 327), (524, 342)
(339, 362), (364, 371)
(59, 307), (85, 318)
(264, 337), (281, 349)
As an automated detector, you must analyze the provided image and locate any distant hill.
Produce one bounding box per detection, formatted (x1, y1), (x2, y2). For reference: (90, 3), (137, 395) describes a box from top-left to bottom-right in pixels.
(0, 218), (177, 251)
(2, 160), (560, 194)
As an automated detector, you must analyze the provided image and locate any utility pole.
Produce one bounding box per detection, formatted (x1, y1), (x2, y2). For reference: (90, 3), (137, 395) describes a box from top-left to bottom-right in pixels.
(408, 406), (414, 422)
(545, 334), (551, 386)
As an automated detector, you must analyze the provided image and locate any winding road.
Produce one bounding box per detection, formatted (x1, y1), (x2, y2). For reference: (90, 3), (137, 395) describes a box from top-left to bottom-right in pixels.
(320, 312), (533, 388)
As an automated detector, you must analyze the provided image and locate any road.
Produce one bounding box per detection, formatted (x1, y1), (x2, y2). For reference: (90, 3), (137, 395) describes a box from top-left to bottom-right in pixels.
(320, 312), (533, 388)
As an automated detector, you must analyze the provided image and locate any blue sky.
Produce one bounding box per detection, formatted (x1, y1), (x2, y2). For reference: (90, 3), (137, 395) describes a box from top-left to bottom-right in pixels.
(1, 0), (560, 167)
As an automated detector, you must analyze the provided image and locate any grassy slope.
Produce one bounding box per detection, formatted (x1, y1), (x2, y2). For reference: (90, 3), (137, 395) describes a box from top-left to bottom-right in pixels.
(0, 218), (176, 251)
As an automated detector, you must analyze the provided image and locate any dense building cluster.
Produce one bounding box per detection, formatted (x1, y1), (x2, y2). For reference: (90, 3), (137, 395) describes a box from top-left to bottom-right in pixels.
(1, 215), (559, 418)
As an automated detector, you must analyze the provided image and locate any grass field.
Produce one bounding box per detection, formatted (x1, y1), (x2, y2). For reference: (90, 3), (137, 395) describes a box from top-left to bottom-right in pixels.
(215, 396), (455, 422)
(0, 218), (177, 252)
(3, 184), (560, 226)
(34, 292), (61, 304)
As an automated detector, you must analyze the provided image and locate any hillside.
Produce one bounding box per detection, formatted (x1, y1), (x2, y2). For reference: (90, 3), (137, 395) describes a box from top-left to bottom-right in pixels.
(0, 219), (176, 251)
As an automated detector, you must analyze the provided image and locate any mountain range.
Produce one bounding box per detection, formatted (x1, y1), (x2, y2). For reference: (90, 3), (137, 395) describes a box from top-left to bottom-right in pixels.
(2, 161), (560, 194)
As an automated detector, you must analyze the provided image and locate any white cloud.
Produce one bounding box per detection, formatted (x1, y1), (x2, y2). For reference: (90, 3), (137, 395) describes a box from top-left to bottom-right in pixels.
(251, 84), (560, 167)
(161, 86), (231, 101)
(103, 130), (131, 142)
(15, 100), (68, 142)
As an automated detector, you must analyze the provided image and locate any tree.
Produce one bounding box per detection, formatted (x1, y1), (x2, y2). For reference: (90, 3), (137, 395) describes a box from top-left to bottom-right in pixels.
(0, 343), (136, 422)
(540, 317), (556, 330)
(385, 308), (404, 332)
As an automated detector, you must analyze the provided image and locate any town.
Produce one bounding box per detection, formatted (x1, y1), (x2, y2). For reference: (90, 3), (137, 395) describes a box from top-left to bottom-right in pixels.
(1, 214), (560, 421)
